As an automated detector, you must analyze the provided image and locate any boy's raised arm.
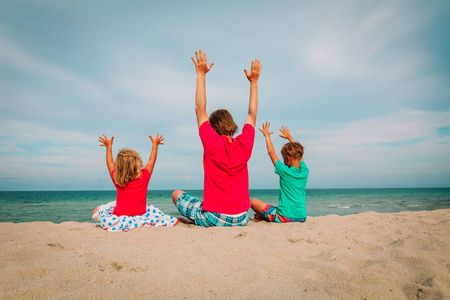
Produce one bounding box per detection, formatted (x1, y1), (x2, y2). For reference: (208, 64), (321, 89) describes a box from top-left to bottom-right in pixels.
(280, 126), (305, 162)
(245, 59), (262, 128)
(99, 134), (115, 174)
(191, 50), (214, 128)
(259, 122), (278, 166)
(145, 134), (165, 174)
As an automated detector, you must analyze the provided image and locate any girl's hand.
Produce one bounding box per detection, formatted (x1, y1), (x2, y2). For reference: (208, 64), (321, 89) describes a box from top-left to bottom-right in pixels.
(244, 59), (262, 83)
(99, 134), (114, 147)
(258, 122), (273, 137)
(149, 133), (165, 146)
(191, 50), (214, 75)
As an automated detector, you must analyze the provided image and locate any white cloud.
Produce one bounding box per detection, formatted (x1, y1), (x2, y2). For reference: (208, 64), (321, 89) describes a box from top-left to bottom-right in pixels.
(307, 109), (446, 146)
(299, 1), (429, 81)
(0, 119), (93, 145)
(0, 34), (106, 99)
(106, 49), (248, 116)
(299, 109), (450, 186)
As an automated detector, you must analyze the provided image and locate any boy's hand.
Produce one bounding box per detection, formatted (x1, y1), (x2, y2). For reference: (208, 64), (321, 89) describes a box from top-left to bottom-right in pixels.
(279, 126), (290, 139)
(191, 50), (214, 75)
(99, 134), (114, 147)
(149, 133), (165, 146)
(258, 122), (273, 137)
(244, 59), (262, 83)
(279, 126), (295, 142)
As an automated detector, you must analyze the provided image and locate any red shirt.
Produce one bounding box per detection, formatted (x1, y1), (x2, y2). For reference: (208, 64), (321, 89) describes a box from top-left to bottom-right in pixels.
(199, 121), (255, 214)
(110, 169), (151, 216)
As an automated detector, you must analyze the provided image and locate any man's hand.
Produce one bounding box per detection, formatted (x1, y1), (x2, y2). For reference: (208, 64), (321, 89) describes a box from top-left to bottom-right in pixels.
(191, 50), (214, 75)
(244, 59), (262, 82)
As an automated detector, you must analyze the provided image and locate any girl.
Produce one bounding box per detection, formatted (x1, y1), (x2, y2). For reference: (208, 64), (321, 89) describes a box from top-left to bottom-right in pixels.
(93, 134), (179, 232)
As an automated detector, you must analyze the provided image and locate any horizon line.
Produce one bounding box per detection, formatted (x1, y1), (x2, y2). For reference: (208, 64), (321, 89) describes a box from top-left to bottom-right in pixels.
(1, 186), (449, 193)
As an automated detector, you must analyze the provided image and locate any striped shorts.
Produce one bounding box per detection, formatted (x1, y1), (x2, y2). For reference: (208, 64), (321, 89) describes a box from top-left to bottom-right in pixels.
(261, 205), (306, 223)
(176, 192), (249, 227)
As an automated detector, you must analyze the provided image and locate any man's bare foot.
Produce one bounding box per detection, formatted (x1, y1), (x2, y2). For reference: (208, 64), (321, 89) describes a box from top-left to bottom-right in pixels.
(177, 217), (194, 224)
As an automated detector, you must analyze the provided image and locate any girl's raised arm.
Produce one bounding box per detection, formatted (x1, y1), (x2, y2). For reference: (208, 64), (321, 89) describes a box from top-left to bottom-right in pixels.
(98, 134), (115, 174)
(145, 133), (165, 174)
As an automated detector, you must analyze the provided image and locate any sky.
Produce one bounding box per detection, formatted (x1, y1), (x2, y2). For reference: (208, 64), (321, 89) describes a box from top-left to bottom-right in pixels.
(0, 0), (449, 191)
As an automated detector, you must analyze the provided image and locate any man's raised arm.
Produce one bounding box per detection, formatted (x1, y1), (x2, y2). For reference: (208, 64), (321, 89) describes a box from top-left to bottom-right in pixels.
(191, 50), (214, 128)
(244, 59), (262, 128)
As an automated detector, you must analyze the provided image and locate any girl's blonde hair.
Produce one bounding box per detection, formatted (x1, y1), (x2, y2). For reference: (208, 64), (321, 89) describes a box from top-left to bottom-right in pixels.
(114, 149), (143, 187)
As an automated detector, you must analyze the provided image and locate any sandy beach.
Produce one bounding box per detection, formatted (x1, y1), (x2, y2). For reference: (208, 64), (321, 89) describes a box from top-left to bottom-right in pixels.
(1, 209), (449, 299)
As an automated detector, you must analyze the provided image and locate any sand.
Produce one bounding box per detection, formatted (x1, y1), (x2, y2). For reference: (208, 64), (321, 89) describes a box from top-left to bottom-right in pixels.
(1, 209), (449, 299)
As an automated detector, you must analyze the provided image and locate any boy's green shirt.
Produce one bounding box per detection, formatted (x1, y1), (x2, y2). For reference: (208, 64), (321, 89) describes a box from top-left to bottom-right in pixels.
(274, 160), (309, 219)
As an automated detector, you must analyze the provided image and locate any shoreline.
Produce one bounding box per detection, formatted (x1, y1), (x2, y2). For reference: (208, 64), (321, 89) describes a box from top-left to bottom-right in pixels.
(1, 209), (449, 299)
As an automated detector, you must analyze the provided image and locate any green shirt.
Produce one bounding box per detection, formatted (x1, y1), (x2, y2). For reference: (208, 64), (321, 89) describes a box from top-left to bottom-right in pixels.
(275, 160), (309, 219)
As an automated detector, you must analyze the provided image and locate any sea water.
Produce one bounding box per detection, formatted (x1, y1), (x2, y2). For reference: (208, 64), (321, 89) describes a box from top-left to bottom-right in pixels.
(0, 188), (449, 223)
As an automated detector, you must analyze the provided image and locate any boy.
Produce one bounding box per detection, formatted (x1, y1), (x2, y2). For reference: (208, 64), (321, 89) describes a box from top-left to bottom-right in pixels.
(251, 122), (309, 223)
(172, 50), (262, 227)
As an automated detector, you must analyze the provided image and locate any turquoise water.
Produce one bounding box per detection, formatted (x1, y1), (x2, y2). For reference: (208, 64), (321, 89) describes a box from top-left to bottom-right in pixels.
(0, 188), (449, 223)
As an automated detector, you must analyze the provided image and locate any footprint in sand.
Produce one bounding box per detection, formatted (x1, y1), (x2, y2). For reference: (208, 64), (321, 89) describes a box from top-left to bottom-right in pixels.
(111, 262), (123, 271)
(47, 243), (64, 249)
(234, 232), (247, 238)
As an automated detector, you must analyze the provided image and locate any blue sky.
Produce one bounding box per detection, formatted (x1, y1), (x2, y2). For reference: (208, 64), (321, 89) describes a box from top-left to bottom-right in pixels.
(0, 0), (449, 191)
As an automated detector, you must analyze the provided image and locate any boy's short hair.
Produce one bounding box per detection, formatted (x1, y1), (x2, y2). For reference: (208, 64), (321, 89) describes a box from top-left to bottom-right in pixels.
(209, 109), (238, 136)
(281, 142), (304, 160)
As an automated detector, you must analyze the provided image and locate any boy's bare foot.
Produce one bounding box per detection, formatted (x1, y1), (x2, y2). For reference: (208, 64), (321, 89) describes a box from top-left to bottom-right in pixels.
(254, 213), (264, 222)
(177, 217), (194, 224)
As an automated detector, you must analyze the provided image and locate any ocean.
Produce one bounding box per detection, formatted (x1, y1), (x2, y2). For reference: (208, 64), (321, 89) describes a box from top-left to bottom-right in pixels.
(0, 188), (449, 224)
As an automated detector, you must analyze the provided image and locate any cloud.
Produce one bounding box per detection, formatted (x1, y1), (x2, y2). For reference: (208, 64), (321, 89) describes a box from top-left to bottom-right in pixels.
(380, 137), (427, 147)
(436, 126), (450, 138)
(105, 47), (249, 116)
(314, 110), (445, 144)
(298, 108), (450, 187)
(0, 0), (448, 190)
(0, 119), (93, 146)
(299, 1), (429, 81)
(0, 33), (106, 99)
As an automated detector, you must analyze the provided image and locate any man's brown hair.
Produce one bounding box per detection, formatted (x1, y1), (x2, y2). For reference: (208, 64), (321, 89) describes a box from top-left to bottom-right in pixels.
(209, 109), (238, 136)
